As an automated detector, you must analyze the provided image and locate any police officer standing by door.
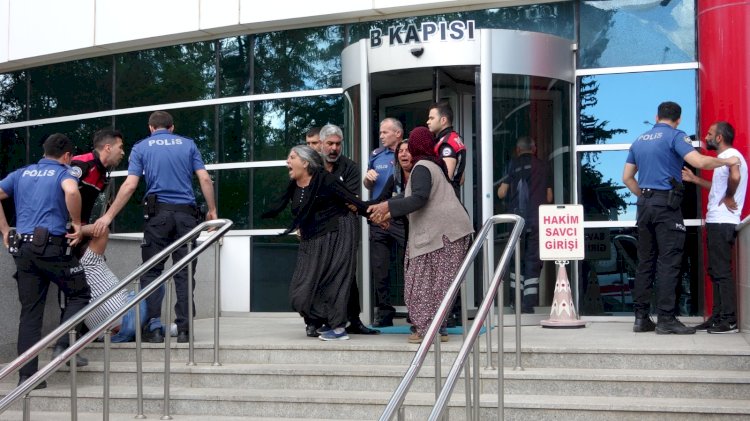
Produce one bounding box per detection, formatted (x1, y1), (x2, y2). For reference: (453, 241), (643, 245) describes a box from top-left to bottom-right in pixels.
(0, 133), (92, 388)
(622, 101), (739, 335)
(94, 111), (217, 343)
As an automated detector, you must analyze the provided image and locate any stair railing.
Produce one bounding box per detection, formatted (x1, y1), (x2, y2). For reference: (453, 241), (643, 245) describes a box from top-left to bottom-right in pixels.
(380, 214), (525, 420)
(0, 218), (233, 420)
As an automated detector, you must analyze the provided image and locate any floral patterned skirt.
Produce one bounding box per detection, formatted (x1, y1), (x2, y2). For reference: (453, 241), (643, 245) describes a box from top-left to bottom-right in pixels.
(404, 235), (471, 336)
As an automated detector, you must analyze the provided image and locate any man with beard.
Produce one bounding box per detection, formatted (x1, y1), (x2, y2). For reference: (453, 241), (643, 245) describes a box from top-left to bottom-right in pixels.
(318, 124), (379, 335)
(681, 121), (747, 334)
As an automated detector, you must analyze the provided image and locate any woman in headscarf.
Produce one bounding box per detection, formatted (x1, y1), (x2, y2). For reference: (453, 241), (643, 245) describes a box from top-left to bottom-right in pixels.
(263, 145), (369, 341)
(368, 127), (473, 343)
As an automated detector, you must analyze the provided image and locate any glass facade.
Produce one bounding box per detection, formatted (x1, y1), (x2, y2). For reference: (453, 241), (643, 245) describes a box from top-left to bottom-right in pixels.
(0, 1), (701, 314)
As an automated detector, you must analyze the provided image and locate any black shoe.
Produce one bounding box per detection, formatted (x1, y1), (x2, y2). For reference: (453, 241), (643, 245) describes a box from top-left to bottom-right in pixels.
(18, 375), (46, 390)
(52, 345), (88, 367)
(633, 316), (656, 332)
(373, 307), (395, 328)
(707, 320), (738, 334)
(305, 324), (319, 338)
(694, 315), (720, 331)
(656, 315), (696, 335)
(142, 327), (164, 343)
(177, 331), (190, 343)
(346, 320), (380, 335)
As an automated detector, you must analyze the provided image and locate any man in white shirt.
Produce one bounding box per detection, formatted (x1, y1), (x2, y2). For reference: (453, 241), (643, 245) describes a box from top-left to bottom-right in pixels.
(682, 121), (747, 334)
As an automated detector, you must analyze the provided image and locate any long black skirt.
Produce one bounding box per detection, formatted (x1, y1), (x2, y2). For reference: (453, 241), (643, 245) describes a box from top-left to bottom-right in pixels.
(289, 213), (357, 329)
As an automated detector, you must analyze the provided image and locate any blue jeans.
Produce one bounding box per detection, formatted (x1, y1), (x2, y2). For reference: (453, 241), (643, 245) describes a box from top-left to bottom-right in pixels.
(111, 291), (149, 343)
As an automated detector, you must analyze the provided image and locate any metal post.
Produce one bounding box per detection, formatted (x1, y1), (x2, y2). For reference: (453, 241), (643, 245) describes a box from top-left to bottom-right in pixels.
(187, 242), (195, 366)
(461, 282), (471, 421)
(213, 239), (222, 366)
(134, 283), (146, 419)
(434, 335), (441, 400)
(69, 330), (77, 421)
(472, 342), (481, 420)
(162, 280), (173, 420)
(22, 395), (30, 421)
(397, 406), (405, 421)
(103, 330), (111, 421)
(497, 282), (504, 421)
(514, 242), (522, 371)
(483, 238), (495, 370)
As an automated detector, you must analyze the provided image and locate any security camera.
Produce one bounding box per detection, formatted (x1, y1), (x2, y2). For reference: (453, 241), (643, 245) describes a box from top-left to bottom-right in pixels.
(410, 47), (424, 58)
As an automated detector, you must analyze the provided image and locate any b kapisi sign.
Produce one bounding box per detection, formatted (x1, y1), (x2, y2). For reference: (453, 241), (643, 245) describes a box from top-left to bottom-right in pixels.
(538, 204), (585, 261)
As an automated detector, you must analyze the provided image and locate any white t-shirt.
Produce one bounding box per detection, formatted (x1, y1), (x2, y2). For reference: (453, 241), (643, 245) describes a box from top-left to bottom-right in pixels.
(706, 148), (748, 224)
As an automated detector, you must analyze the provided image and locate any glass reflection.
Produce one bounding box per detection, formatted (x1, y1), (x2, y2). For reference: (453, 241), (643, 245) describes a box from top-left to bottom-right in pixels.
(216, 167), (290, 231)
(28, 57), (113, 119)
(0, 71), (28, 125)
(115, 42), (216, 109)
(579, 0), (695, 68)
(580, 151), (634, 221)
(579, 226), (701, 316)
(219, 96), (343, 163)
(578, 71), (697, 145)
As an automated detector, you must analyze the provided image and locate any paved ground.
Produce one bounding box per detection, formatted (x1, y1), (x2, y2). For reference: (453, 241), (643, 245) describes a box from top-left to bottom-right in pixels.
(188, 314), (750, 354)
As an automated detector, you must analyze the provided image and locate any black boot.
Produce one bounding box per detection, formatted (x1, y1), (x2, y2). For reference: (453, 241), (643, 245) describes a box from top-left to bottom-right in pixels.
(656, 315), (696, 335)
(373, 306), (395, 328)
(633, 315), (655, 332)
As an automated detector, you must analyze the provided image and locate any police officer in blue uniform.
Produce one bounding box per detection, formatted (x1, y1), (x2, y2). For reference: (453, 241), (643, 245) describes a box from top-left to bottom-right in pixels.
(0, 133), (92, 388)
(622, 101), (739, 335)
(363, 118), (405, 327)
(94, 111), (217, 343)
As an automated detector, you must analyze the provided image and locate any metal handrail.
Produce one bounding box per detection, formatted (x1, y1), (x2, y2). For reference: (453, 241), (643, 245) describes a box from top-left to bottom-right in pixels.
(429, 216), (525, 420)
(0, 218), (233, 415)
(380, 214), (524, 420)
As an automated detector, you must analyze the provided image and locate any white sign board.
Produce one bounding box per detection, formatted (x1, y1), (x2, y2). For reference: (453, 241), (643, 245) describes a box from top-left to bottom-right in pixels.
(538, 204), (585, 261)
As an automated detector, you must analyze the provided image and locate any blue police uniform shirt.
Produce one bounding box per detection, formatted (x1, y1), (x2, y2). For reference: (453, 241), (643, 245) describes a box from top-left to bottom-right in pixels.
(367, 147), (395, 199)
(0, 158), (78, 235)
(128, 129), (206, 205)
(626, 123), (695, 190)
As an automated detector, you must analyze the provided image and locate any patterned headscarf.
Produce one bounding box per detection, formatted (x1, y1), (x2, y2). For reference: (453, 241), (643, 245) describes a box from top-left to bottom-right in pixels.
(407, 126), (449, 179)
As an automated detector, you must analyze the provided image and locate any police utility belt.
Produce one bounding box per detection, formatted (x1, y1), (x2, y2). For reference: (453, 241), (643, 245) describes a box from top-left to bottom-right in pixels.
(639, 177), (684, 210)
(7, 227), (68, 256)
(143, 194), (201, 220)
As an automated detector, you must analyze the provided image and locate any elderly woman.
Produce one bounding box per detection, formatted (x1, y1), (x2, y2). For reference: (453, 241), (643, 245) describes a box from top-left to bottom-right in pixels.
(262, 145), (369, 341)
(369, 127), (473, 343)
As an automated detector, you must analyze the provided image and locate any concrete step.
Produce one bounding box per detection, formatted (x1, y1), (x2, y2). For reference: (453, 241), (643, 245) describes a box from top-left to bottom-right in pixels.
(0, 412), (370, 421)
(19, 363), (750, 400)
(2, 386), (750, 420)
(70, 340), (750, 371)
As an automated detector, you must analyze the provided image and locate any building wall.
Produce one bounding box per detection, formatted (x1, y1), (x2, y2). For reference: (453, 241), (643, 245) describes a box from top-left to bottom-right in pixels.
(0, 0), (522, 72)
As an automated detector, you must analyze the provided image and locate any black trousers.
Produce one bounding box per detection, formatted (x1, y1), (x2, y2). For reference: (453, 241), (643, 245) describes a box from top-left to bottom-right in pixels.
(141, 209), (198, 333)
(370, 222), (406, 309)
(633, 195), (686, 317)
(706, 223), (737, 322)
(509, 225), (541, 311)
(14, 243), (91, 377)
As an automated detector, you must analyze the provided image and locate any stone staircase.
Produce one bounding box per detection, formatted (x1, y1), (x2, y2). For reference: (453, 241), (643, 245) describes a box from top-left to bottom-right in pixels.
(1, 317), (750, 420)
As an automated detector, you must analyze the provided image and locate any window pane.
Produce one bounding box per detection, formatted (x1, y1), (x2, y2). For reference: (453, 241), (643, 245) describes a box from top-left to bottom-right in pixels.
(251, 26), (344, 94)
(580, 151), (634, 221)
(115, 42), (216, 109)
(28, 118), (114, 162)
(216, 167), (290, 231)
(251, 235), (299, 312)
(28, 57), (113, 119)
(579, 226), (701, 316)
(578, 71), (697, 145)
(0, 128), (28, 177)
(579, 0), (695, 68)
(219, 96), (343, 163)
(0, 71), (27, 124)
